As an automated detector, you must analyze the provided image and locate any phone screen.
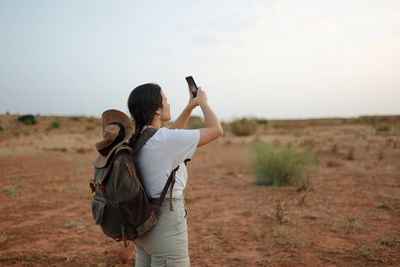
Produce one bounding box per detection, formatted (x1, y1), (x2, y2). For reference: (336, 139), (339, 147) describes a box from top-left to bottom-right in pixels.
(185, 76), (198, 97)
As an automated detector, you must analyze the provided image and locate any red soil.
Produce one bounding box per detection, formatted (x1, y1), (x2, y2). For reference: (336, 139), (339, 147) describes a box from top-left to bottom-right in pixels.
(0, 117), (399, 266)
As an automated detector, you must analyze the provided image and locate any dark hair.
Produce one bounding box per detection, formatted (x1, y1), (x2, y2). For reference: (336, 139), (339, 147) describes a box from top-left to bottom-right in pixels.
(127, 83), (163, 146)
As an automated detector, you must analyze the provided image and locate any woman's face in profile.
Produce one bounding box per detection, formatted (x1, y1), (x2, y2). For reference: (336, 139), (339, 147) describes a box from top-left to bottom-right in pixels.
(159, 90), (171, 122)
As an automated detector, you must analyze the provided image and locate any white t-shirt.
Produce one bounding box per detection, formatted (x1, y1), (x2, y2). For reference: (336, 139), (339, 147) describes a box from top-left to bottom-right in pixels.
(133, 127), (200, 199)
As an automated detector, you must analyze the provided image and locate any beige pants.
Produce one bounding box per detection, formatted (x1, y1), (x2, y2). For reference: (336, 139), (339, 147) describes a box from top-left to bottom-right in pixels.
(134, 197), (190, 267)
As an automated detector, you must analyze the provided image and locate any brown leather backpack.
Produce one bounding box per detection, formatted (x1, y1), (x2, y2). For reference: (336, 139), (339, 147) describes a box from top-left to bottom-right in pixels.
(90, 128), (178, 247)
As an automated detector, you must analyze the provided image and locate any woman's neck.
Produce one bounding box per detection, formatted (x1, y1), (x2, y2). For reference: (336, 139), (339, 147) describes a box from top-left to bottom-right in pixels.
(150, 116), (162, 129)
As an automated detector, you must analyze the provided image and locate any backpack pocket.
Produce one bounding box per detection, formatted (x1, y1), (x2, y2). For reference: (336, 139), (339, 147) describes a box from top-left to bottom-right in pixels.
(119, 189), (156, 236)
(92, 197), (106, 225)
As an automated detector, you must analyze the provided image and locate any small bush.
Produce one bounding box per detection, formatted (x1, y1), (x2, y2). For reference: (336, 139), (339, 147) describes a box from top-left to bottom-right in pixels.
(65, 221), (75, 228)
(17, 115), (36, 125)
(0, 127), (3, 133)
(376, 124), (390, 132)
(255, 118), (268, 126)
(250, 141), (317, 186)
(85, 124), (95, 131)
(52, 121), (60, 128)
(185, 116), (205, 129)
(379, 237), (398, 247)
(377, 203), (390, 210)
(231, 118), (258, 136)
(3, 185), (23, 197)
(46, 121), (61, 131)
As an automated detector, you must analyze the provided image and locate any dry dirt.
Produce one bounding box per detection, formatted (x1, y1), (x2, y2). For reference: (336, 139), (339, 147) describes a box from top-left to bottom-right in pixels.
(0, 115), (399, 266)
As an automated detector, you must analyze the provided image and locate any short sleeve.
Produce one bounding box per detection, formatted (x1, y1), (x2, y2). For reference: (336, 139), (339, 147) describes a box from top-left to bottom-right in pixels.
(162, 128), (200, 167)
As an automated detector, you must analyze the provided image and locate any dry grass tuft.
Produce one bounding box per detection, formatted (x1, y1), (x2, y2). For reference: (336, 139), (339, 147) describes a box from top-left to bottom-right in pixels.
(42, 147), (67, 152)
(0, 231), (9, 245)
(331, 144), (338, 153)
(326, 159), (341, 167)
(275, 202), (284, 224)
(297, 194), (307, 206)
(345, 147), (355, 160)
(272, 225), (305, 248)
(75, 148), (92, 154)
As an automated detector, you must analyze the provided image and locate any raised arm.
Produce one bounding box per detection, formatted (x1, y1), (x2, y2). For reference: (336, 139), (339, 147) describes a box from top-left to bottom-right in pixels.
(195, 88), (223, 147)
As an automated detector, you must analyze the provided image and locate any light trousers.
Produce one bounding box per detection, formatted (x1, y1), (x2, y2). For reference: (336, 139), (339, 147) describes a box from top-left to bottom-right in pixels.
(134, 197), (190, 267)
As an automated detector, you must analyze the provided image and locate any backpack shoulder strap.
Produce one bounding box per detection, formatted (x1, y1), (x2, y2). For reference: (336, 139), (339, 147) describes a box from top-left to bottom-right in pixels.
(158, 165), (179, 211)
(115, 144), (133, 154)
(132, 128), (158, 153)
(131, 127), (178, 210)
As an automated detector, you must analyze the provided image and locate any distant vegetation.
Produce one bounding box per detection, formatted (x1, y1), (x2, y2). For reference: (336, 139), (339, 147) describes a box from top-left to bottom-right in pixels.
(250, 141), (317, 186)
(376, 124), (391, 132)
(255, 118), (268, 126)
(1, 114), (399, 140)
(17, 115), (36, 125)
(51, 121), (60, 129)
(185, 116), (205, 129)
(231, 118), (258, 136)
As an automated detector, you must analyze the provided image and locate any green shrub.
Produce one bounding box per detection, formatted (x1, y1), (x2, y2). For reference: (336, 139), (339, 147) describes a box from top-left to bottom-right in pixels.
(231, 118), (258, 136)
(376, 124), (390, 132)
(250, 141), (317, 186)
(46, 120), (61, 131)
(0, 127), (3, 133)
(255, 118), (268, 126)
(379, 237), (398, 246)
(17, 115), (36, 125)
(51, 121), (60, 129)
(185, 116), (205, 129)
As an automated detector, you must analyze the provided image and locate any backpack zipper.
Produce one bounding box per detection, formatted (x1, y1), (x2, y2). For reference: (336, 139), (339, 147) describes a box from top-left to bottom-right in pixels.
(125, 162), (133, 177)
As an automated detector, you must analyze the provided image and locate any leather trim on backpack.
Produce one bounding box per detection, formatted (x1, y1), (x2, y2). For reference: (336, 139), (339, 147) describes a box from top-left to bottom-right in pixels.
(136, 212), (157, 236)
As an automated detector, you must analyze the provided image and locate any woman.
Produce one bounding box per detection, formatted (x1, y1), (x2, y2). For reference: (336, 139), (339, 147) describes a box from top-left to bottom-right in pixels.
(127, 83), (223, 266)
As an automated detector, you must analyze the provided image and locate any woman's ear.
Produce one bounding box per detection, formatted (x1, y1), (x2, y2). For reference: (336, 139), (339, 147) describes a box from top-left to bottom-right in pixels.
(154, 108), (161, 117)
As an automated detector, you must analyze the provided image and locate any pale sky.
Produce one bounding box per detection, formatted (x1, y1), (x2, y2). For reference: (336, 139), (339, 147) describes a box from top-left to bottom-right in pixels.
(1, 0), (399, 121)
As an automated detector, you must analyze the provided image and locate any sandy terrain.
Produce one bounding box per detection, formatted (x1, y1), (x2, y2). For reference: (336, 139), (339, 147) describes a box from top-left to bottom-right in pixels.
(0, 115), (399, 266)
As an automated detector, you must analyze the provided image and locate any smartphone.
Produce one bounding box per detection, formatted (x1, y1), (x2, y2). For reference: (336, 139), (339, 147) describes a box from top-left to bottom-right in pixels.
(185, 76), (198, 97)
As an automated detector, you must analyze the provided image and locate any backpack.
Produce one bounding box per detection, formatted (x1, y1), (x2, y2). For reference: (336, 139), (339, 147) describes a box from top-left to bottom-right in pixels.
(89, 128), (178, 247)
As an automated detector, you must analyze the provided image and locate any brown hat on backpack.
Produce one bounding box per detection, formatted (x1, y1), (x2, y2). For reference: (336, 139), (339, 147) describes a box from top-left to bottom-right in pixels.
(93, 109), (134, 168)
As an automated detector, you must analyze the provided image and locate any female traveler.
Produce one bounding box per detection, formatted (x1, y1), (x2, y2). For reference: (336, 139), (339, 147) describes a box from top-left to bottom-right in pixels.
(127, 82), (223, 266)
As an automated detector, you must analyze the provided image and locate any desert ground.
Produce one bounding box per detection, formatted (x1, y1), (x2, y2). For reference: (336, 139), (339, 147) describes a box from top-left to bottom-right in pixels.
(0, 114), (399, 266)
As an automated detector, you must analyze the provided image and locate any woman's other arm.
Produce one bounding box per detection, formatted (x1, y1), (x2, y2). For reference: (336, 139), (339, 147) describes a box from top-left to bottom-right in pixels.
(169, 88), (198, 129)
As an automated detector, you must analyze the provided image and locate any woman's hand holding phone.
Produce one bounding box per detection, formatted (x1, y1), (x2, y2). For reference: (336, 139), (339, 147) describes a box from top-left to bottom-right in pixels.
(186, 85), (198, 110)
(186, 76), (205, 110)
(193, 87), (207, 107)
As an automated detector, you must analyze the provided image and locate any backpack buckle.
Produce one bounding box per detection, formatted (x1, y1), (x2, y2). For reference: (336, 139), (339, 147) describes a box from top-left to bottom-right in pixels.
(98, 182), (105, 195)
(121, 225), (130, 248)
(89, 181), (96, 193)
